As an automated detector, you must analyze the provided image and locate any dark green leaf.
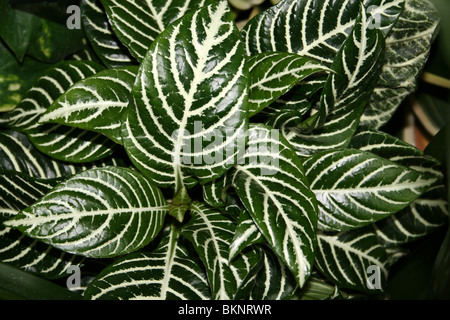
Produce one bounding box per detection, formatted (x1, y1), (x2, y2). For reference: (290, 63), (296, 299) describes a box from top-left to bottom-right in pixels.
(122, 1), (248, 192)
(84, 225), (211, 300)
(303, 148), (437, 231)
(230, 124), (318, 287)
(5, 167), (170, 258)
(40, 66), (138, 145)
(182, 202), (261, 300)
(81, 0), (136, 67)
(100, 0), (209, 62)
(0, 262), (82, 300)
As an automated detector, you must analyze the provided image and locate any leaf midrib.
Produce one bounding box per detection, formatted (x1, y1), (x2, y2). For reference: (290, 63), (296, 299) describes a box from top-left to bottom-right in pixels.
(233, 165), (307, 283)
(5, 205), (170, 227)
(313, 177), (435, 195)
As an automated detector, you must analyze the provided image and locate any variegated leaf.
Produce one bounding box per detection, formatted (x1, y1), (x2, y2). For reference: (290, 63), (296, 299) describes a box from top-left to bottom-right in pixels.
(349, 129), (445, 178)
(100, 0), (209, 62)
(81, 0), (136, 67)
(281, 105), (365, 158)
(303, 148), (437, 232)
(373, 185), (448, 246)
(122, 1), (248, 192)
(0, 225), (85, 280)
(312, 6), (385, 128)
(202, 173), (233, 208)
(0, 60), (118, 163)
(247, 52), (330, 116)
(242, 0), (403, 65)
(84, 226), (211, 300)
(40, 66), (138, 145)
(0, 171), (84, 280)
(230, 124), (318, 287)
(349, 129), (448, 245)
(0, 171), (61, 220)
(0, 130), (126, 179)
(279, 7), (385, 157)
(361, 0), (440, 128)
(229, 210), (265, 262)
(250, 246), (298, 300)
(219, 191), (245, 221)
(261, 75), (326, 121)
(315, 227), (389, 293)
(349, 128), (424, 159)
(66, 48), (100, 63)
(181, 202), (261, 300)
(5, 167), (169, 258)
(27, 123), (117, 163)
(1, 60), (105, 132)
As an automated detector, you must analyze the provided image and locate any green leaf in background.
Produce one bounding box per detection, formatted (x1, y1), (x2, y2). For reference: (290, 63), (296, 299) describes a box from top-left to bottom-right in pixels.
(303, 148), (437, 231)
(100, 0), (209, 62)
(0, 0), (38, 62)
(40, 66), (138, 145)
(428, 0), (450, 71)
(414, 83), (450, 137)
(18, 1), (86, 63)
(373, 185), (448, 246)
(429, 222), (450, 299)
(84, 226), (211, 300)
(0, 262), (81, 300)
(0, 225), (85, 281)
(181, 202), (261, 300)
(122, 0), (248, 192)
(0, 129), (90, 179)
(385, 227), (447, 299)
(27, 122), (117, 163)
(315, 227), (389, 293)
(0, 40), (49, 113)
(230, 124), (318, 288)
(229, 0), (265, 11)
(5, 167), (170, 258)
(361, 0), (440, 128)
(80, 0), (136, 68)
(246, 52), (330, 116)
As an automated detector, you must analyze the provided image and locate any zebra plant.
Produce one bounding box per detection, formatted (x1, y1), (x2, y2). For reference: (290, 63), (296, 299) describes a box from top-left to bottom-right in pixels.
(0, 0), (447, 300)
